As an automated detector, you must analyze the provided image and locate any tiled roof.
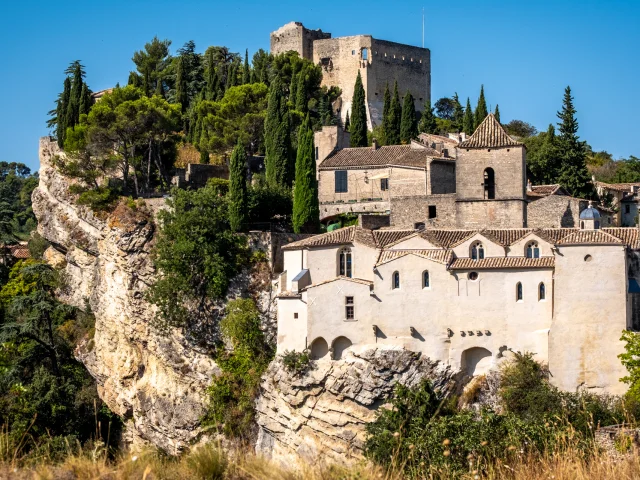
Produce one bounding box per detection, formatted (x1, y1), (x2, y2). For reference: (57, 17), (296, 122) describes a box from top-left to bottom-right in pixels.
(372, 229), (415, 247)
(602, 228), (640, 249)
(595, 181), (640, 193)
(281, 226), (355, 250)
(449, 256), (555, 270)
(319, 144), (441, 169)
(305, 276), (373, 290)
(459, 114), (522, 149)
(11, 247), (30, 259)
(418, 133), (459, 146)
(428, 230), (477, 248)
(527, 184), (565, 198)
(556, 230), (624, 245)
(376, 249), (453, 266)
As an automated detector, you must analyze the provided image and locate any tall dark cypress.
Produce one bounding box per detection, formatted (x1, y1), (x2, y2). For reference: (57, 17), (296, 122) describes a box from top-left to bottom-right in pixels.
(385, 81), (401, 145)
(143, 67), (151, 97)
(295, 71), (307, 112)
(66, 62), (84, 128)
(289, 73), (298, 104)
(494, 104), (501, 123)
(463, 97), (474, 135)
(264, 76), (292, 187)
(79, 84), (92, 116)
(56, 77), (72, 147)
(556, 86), (592, 198)
(381, 82), (391, 144)
(452, 93), (464, 132)
(400, 92), (418, 143)
(156, 76), (165, 98)
(175, 57), (188, 112)
(344, 111), (350, 132)
(243, 49), (251, 84)
(292, 115), (320, 233)
(474, 85), (488, 128)
(418, 100), (437, 134)
(349, 71), (368, 147)
(228, 140), (248, 232)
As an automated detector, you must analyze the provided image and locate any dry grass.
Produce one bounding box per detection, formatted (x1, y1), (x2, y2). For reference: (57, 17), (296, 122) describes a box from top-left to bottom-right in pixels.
(0, 443), (639, 480)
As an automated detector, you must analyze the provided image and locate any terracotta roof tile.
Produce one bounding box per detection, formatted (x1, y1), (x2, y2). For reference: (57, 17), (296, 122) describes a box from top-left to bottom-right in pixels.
(602, 228), (640, 249)
(372, 229), (415, 247)
(595, 181), (640, 193)
(282, 226), (355, 250)
(376, 249), (453, 266)
(449, 256), (555, 270)
(429, 230), (476, 248)
(305, 276), (373, 290)
(482, 229), (532, 246)
(10, 246), (30, 259)
(459, 114), (522, 149)
(319, 144), (441, 169)
(556, 229), (623, 245)
(527, 184), (565, 198)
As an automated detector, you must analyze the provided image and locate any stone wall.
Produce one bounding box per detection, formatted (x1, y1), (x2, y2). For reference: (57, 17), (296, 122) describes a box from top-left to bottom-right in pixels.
(320, 200), (390, 222)
(390, 194), (457, 228)
(527, 195), (615, 229)
(358, 214), (390, 230)
(314, 126), (350, 170)
(455, 199), (527, 229)
(429, 160), (456, 194)
(270, 22), (331, 60)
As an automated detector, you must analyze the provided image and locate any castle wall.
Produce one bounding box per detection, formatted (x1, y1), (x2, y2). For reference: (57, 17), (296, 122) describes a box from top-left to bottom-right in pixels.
(390, 194), (457, 228)
(270, 22), (331, 60)
(549, 244), (628, 394)
(455, 199), (527, 228)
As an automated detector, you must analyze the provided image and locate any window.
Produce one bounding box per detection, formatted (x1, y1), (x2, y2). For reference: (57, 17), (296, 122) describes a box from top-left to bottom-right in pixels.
(392, 271), (400, 289)
(315, 146), (319, 160)
(428, 205), (437, 219)
(414, 222), (425, 230)
(352, 50), (355, 55)
(626, 205), (631, 214)
(471, 242), (485, 260)
(362, 48), (368, 60)
(423, 271), (430, 288)
(294, 312), (298, 319)
(335, 170), (348, 193)
(345, 296), (354, 320)
(526, 241), (540, 259)
(516, 282), (523, 301)
(380, 178), (389, 191)
(584, 254), (592, 262)
(468, 272), (479, 281)
(339, 248), (352, 277)
(539, 283), (546, 301)
(483, 168), (495, 199)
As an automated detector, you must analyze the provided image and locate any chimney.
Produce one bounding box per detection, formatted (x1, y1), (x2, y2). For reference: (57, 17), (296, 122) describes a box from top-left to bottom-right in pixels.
(372, 138), (379, 150)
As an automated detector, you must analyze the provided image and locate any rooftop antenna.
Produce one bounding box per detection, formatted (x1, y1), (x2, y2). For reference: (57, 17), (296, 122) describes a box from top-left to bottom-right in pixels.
(422, 7), (425, 48)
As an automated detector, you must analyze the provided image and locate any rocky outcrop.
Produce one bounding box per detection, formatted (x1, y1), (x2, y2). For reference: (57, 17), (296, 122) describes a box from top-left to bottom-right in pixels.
(255, 348), (459, 466)
(32, 137), (219, 454)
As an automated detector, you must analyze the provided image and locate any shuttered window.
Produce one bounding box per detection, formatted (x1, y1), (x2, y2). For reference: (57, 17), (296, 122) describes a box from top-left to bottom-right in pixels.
(335, 170), (348, 193)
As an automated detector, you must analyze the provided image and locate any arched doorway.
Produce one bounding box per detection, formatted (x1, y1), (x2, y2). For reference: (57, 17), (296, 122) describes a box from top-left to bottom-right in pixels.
(461, 347), (492, 376)
(332, 336), (352, 360)
(483, 168), (495, 199)
(310, 337), (329, 360)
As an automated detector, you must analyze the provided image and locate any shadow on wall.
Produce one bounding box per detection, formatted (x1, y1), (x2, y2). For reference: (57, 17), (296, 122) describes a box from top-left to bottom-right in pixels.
(461, 347), (492, 376)
(562, 202), (575, 228)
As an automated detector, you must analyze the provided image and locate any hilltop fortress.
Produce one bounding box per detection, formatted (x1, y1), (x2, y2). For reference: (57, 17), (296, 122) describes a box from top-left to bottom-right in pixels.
(271, 21), (431, 128)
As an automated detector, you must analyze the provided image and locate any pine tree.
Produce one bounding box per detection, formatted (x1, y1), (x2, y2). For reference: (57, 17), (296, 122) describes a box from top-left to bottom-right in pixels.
(474, 85), (488, 129)
(400, 92), (418, 143)
(463, 97), (474, 135)
(344, 111), (350, 132)
(381, 82), (391, 144)
(494, 104), (501, 123)
(243, 49), (250, 85)
(556, 86), (592, 198)
(349, 71), (368, 147)
(418, 100), (437, 134)
(292, 115), (320, 233)
(264, 76), (292, 187)
(143, 67), (151, 97)
(386, 81), (401, 145)
(128, 71), (141, 87)
(452, 93), (464, 132)
(228, 140), (248, 232)
(295, 72), (307, 112)
(156, 76), (165, 98)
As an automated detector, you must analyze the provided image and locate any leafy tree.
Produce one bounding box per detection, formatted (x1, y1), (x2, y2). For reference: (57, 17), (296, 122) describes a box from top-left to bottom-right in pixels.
(147, 182), (248, 330)
(463, 97), (474, 135)
(349, 71), (368, 147)
(504, 119), (538, 138)
(494, 104), (501, 123)
(556, 86), (592, 198)
(418, 99), (437, 134)
(400, 92), (418, 143)
(228, 141), (248, 232)
(452, 93), (464, 132)
(292, 116), (319, 233)
(434, 97), (456, 120)
(524, 124), (559, 184)
(251, 49), (272, 86)
(474, 85), (488, 128)
(620, 330), (640, 400)
(264, 76), (292, 187)
(385, 81), (402, 145)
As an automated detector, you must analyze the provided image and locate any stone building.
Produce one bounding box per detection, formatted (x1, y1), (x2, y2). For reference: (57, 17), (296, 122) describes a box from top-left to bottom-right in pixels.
(271, 22), (431, 128)
(276, 219), (639, 394)
(595, 181), (640, 226)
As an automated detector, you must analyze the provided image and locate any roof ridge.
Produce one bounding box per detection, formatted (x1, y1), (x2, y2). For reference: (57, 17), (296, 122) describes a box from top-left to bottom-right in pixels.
(459, 113), (522, 149)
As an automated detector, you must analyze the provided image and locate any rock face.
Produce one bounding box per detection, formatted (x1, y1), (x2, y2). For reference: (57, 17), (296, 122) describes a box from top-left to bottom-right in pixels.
(256, 348), (459, 466)
(32, 137), (219, 454)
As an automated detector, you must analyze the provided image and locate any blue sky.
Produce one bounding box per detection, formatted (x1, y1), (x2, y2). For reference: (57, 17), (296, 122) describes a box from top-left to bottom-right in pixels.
(1, 0), (638, 172)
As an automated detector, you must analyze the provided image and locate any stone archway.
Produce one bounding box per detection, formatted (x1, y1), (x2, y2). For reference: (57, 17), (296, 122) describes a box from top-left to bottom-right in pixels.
(461, 347), (492, 376)
(310, 337), (329, 360)
(332, 336), (352, 360)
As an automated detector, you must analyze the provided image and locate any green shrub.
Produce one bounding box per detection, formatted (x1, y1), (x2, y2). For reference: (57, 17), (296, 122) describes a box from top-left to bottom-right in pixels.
(281, 350), (310, 375)
(74, 186), (120, 212)
(27, 232), (50, 259)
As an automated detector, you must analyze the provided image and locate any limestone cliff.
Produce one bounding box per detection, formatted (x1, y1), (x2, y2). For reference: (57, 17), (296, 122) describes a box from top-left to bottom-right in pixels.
(255, 348), (458, 465)
(32, 138), (219, 453)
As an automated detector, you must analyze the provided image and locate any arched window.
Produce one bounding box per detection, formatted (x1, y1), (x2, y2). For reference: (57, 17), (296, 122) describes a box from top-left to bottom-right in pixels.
(516, 282), (523, 302)
(539, 282), (546, 301)
(338, 247), (352, 277)
(484, 168), (495, 199)
(526, 241), (540, 259)
(423, 270), (430, 288)
(392, 271), (400, 289)
(471, 242), (485, 260)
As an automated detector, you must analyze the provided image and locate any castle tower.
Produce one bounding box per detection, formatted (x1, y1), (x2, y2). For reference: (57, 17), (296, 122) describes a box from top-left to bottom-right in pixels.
(454, 114), (527, 228)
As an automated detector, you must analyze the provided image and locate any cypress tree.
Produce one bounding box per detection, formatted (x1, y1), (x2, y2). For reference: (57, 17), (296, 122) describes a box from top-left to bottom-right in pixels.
(400, 92), (418, 143)
(349, 71), (368, 147)
(292, 115), (320, 233)
(79, 84), (92, 116)
(56, 77), (72, 148)
(452, 93), (464, 132)
(344, 111), (350, 132)
(128, 71), (141, 87)
(143, 67), (151, 97)
(260, 67), (268, 86)
(264, 76), (292, 187)
(156, 76), (165, 98)
(243, 49), (250, 84)
(418, 99), (437, 134)
(463, 97), (474, 135)
(385, 81), (401, 145)
(556, 86), (592, 198)
(474, 85), (488, 128)
(175, 57), (188, 112)
(66, 62), (84, 128)
(381, 83), (391, 144)
(228, 140), (248, 232)
(494, 104), (501, 123)
(199, 148), (209, 164)
(289, 72), (298, 104)
(295, 71), (307, 112)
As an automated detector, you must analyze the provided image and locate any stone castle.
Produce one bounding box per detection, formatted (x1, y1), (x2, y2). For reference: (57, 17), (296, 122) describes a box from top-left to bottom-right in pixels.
(271, 22), (431, 128)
